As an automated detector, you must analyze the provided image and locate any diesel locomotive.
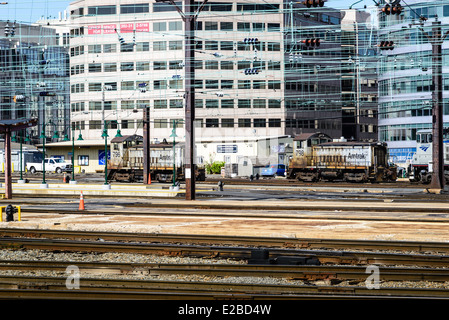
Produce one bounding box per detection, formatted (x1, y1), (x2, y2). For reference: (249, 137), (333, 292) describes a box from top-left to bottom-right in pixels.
(107, 134), (206, 183)
(288, 132), (397, 182)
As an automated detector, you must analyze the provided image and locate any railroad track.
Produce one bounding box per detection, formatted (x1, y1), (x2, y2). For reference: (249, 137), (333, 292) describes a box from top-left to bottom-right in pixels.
(1, 228), (449, 254)
(0, 260), (448, 299)
(1, 229), (449, 267)
(1, 229), (449, 299)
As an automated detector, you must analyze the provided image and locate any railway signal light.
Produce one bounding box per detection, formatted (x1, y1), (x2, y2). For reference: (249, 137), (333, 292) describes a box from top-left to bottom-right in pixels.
(302, 0), (324, 7)
(301, 38), (320, 47)
(13, 95), (24, 102)
(244, 68), (261, 75)
(243, 38), (259, 44)
(382, 3), (403, 15)
(378, 40), (395, 50)
(392, 4), (403, 14)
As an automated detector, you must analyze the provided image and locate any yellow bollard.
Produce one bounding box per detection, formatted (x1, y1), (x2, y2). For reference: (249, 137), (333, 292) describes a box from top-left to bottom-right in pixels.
(0, 205), (21, 222)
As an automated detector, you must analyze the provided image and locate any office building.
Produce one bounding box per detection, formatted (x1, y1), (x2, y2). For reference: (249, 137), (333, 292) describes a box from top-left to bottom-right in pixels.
(0, 20), (70, 143)
(65, 0), (347, 164)
(377, 0), (449, 164)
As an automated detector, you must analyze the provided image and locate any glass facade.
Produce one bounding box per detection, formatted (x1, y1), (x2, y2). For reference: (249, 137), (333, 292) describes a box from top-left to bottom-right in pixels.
(377, 0), (449, 163)
(0, 21), (70, 143)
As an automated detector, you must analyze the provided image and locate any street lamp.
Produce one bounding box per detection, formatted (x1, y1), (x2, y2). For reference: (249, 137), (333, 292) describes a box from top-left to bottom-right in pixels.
(170, 120), (178, 190)
(63, 126), (83, 184)
(39, 124), (47, 188)
(11, 130), (29, 183)
(39, 119), (59, 188)
(101, 120), (122, 189)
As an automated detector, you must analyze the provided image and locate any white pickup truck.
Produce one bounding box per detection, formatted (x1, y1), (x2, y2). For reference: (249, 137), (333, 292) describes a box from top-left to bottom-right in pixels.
(27, 158), (72, 174)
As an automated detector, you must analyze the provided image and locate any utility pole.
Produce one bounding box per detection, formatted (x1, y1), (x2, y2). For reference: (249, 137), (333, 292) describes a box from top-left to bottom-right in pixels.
(154, 0), (208, 200)
(143, 106), (151, 184)
(184, 0), (196, 200)
(419, 19), (448, 191)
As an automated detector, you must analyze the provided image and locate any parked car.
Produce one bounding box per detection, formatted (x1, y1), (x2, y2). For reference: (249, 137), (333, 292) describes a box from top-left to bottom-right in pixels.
(27, 157), (72, 174)
(261, 164), (286, 177)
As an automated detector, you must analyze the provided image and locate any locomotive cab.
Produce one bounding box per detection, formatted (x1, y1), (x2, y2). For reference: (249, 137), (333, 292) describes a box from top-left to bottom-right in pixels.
(288, 132), (332, 180)
(410, 129), (449, 183)
(109, 135), (143, 169)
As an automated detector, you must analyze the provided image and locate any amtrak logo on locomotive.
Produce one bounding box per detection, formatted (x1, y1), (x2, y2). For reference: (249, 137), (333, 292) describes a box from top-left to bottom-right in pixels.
(347, 152), (367, 160)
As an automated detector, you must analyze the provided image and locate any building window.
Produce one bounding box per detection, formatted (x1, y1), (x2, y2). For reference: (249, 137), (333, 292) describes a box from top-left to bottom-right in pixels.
(195, 99), (203, 108)
(268, 61), (281, 70)
(206, 119), (219, 127)
(205, 80), (219, 89)
(269, 119), (281, 127)
(220, 22), (233, 30)
(238, 99), (251, 108)
(252, 23), (265, 32)
(103, 44), (116, 53)
(154, 61), (167, 70)
(88, 44), (101, 53)
(237, 22), (250, 31)
(88, 5), (116, 15)
(268, 99), (281, 108)
(253, 99), (266, 108)
(194, 80), (203, 89)
(88, 63), (101, 73)
(120, 3), (149, 14)
(154, 80), (167, 90)
(78, 155), (89, 166)
(238, 80), (251, 89)
(121, 62), (134, 71)
(221, 99), (234, 108)
(254, 119), (266, 127)
(268, 23), (280, 32)
(205, 40), (218, 50)
(154, 41), (167, 51)
(169, 40), (183, 50)
(121, 119), (134, 129)
(136, 61), (150, 71)
(221, 119), (234, 127)
(268, 80), (281, 90)
(154, 100), (167, 109)
(169, 79), (183, 89)
(267, 42), (281, 51)
(205, 21), (218, 30)
(170, 99), (183, 108)
(103, 63), (117, 72)
(221, 61), (233, 70)
(220, 41), (234, 50)
(89, 83), (102, 92)
(136, 42), (149, 52)
(206, 99), (219, 108)
(221, 80), (233, 89)
(89, 120), (102, 129)
(169, 60), (183, 69)
(154, 119), (168, 128)
(121, 101), (135, 109)
(238, 119), (251, 127)
(253, 80), (266, 89)
(205, 60), (219, 69)
(104, 82), (117, 91)
(153, 22), (166, 31)
(121, 81), (135, 90)
(169, 21), (182, 31)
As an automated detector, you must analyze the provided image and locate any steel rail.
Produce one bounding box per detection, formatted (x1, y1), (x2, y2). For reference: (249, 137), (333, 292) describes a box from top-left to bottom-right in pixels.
(0, 274), (447, 299)
(1, 260), (449, 282)
(1, 237), (449, 268)
(2, 228), (449, 254)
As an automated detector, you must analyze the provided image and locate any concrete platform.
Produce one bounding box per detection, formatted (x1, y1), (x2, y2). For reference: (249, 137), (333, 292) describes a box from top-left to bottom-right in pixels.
(4, 182), (191, 198)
